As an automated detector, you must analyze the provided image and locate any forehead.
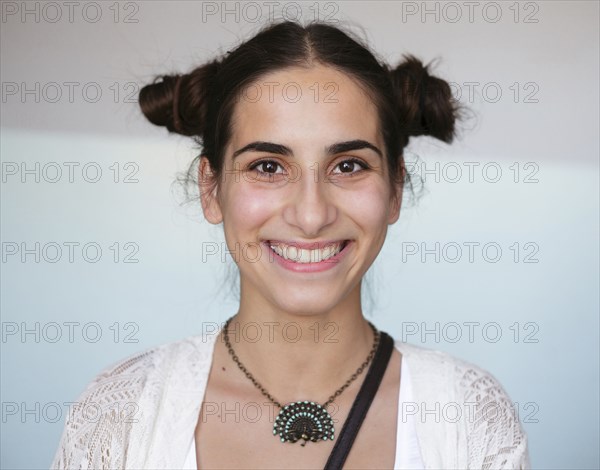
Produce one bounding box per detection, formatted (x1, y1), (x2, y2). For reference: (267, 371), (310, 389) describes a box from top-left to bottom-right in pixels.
(229, 65), (381, 149)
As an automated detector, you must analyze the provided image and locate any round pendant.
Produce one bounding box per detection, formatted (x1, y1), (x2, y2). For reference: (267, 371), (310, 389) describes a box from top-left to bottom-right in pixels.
(273, 400), (335, 446)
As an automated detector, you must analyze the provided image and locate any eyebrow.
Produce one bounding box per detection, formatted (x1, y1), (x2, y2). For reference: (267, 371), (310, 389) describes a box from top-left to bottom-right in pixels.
(231, 139), (383, 159)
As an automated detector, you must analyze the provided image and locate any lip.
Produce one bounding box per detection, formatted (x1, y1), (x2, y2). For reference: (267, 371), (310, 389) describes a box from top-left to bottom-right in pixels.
(263, 240), (352, 273)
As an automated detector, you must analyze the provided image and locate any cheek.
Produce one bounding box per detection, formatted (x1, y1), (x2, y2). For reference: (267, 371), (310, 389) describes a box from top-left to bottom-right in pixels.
(221, 183), (280, 239)
(341, 184), (391, 232)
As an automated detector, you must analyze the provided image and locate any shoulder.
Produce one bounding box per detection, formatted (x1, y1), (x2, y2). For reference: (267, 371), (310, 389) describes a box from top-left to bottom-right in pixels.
(394, 339), (512, 392)
(394, 339), (519, 402)
(77, 331), (218, 397)
(67, 332), (215, 404)
(394, 340), (531, 469)
(51, 332), (219, 469)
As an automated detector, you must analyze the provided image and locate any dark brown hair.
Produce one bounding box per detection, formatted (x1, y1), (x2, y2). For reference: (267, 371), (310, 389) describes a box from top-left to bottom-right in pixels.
(139, 20), (462, 206)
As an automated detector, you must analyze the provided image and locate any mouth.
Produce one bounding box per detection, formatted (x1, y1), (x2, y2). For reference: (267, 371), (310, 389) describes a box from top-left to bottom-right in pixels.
(266, 240), (351, 264)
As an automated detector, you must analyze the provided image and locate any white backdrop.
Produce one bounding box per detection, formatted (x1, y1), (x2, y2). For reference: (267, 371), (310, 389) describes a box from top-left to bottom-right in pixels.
(1, 1), (598, 468)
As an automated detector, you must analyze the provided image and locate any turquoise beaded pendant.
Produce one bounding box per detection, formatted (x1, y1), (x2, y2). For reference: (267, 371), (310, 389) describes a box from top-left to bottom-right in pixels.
(273, 401), (335, 446)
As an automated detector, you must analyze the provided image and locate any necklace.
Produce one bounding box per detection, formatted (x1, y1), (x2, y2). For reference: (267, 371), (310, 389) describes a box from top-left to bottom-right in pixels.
(222, 316), (380, 446)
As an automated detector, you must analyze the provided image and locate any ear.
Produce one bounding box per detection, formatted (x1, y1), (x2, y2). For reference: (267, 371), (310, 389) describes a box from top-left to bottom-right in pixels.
(199, 156), (223, 224)
(387, 162), (405, 225)
(388, 189), (402, 224)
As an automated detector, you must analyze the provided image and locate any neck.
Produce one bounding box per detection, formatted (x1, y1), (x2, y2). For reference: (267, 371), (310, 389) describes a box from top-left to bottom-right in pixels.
(220, 283), (377, 404)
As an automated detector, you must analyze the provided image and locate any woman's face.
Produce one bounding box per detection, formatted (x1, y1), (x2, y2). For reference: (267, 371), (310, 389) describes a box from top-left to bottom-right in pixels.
(200, 64), (401, 316)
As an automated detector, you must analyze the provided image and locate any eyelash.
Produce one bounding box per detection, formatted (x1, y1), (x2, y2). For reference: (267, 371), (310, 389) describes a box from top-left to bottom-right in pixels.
(247, 158), (370, 176)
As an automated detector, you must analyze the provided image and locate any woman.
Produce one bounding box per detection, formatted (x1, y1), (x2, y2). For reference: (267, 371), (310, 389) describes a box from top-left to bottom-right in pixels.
(51, 20), (530, 469)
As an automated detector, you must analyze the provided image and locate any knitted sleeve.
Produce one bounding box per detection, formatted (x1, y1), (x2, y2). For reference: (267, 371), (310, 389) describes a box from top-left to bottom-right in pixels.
(456, 360), (531, 469)
(50, 349), (156, 469)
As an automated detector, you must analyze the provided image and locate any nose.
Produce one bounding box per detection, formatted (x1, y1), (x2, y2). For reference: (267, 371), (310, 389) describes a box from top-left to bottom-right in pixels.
(282, 166), (338, 237)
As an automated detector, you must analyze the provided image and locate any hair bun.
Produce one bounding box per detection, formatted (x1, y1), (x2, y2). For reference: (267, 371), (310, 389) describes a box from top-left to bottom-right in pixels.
(390, 54), (458, 143)
(138, 74), (184, 134)
(138, 60), (221, 137)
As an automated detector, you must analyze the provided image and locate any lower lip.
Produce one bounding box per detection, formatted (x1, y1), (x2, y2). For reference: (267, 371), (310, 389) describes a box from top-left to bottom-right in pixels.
(264, 241), (352, 273)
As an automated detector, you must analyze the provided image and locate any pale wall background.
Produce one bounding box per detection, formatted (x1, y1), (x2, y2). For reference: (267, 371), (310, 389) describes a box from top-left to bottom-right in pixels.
(1, 1), (598, 469)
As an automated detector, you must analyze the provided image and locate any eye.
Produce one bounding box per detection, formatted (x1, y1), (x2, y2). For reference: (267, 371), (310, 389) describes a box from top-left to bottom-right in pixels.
(248, 159), (284, 175)
(332, 158), (370, 175)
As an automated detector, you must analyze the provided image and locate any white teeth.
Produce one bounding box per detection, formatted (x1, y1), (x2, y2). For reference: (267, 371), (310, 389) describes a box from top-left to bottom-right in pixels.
(269, 242), (345, 263)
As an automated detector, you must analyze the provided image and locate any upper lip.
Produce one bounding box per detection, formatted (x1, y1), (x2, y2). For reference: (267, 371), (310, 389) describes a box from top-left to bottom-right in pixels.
(265, 240), (349, 250)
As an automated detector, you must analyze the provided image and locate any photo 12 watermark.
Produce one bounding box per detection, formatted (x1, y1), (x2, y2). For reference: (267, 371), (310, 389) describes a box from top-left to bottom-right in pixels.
(2, 400), (140, 424)
(405, 160), (540, 184)
(200, 1), (340, 24)
(2, 81), (141, 104)
(2, 242), (140, 263)
(399, 321), (540, 344)
(2, 161), (140, 184)
(200, 320), (340, 344)
(1, 321), (140, 344)
(400, 241), (540, 264)
(199, 400), (342, 425)
(399, 1), (540, 24)
(450, 81), (540, 104)
(1, 1), (140, 24)
(400, 400), (539, 424)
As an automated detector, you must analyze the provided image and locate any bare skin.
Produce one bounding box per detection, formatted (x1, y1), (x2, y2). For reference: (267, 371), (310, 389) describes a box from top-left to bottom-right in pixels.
(195, 328), (402, 469)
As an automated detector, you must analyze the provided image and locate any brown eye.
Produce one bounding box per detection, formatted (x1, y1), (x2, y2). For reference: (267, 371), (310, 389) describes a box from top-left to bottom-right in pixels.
(249, 160), (283, 174)
(339, 161), (355, 173)
(333, 158), (369, 175)
(260, 161), (277, 173)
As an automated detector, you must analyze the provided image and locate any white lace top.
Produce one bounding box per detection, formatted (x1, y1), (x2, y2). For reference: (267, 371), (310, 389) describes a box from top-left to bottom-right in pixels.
(51, 328), (530, 469)
(182, 357), (425, 469)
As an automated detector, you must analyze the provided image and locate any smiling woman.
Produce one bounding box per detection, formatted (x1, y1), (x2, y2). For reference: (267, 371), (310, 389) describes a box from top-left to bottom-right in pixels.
(51, 20), (530, 470)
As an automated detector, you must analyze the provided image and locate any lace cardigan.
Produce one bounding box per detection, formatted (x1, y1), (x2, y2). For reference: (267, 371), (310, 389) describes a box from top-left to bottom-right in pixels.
(50, 329), (530, 469)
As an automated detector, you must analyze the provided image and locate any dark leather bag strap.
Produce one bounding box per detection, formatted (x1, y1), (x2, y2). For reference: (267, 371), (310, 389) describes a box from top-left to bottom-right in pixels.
(323, 330), (395, 470)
